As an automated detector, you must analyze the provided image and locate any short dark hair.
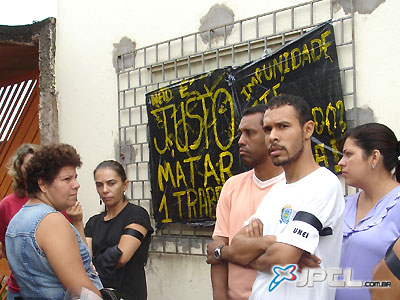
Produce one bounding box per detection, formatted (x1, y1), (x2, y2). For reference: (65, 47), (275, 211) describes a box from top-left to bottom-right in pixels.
(339, 123), (400, 182)
(26, 144), (82, 197)
(266, 94), (312, 125)
(7, 143), (39, 197)
(242, 104), (268, 125)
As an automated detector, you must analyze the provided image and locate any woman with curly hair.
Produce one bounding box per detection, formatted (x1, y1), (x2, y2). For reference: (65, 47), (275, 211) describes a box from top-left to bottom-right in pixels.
(5, 144), (104, 299)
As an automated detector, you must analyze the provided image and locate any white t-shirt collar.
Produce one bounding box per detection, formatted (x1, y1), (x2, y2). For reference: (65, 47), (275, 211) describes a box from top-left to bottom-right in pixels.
(252, 170), (285, 189)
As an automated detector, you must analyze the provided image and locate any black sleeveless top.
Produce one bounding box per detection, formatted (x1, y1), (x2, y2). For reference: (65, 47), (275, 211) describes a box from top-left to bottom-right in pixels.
(85, 203), (153, 300)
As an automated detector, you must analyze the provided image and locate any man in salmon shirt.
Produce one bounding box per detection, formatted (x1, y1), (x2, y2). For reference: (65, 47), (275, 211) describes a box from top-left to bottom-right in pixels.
(206, 105), (284, 300)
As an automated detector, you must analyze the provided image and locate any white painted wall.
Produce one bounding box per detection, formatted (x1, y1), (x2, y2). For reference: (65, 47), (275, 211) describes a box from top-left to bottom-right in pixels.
(353, 0), (400, 138)
(55, 0), (400, 299)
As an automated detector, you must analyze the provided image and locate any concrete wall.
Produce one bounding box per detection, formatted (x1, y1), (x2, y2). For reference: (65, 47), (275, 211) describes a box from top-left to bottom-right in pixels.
(55, 0), (400, 299)
(352, 0), (400, 136)
(146, 254), (210, 300)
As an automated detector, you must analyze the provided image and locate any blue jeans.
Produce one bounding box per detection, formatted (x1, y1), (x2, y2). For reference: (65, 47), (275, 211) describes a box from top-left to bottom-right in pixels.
(6, 290), (22, 300)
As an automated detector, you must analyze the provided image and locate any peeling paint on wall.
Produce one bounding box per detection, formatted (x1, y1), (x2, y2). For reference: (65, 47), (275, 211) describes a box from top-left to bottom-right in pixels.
(199, 3), (234, 44)
(345, 106), (375, 129)
(118, 140), (136, 164)
(334, 0), (385, 14)
(112, 36), (136, 72)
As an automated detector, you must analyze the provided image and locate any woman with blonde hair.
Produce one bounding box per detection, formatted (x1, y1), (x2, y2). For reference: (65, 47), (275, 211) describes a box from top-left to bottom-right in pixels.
(0, 143), (39, 299)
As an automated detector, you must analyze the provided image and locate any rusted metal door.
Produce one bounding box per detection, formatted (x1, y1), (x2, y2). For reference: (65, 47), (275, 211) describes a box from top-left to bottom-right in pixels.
(0, 70), (40, 200)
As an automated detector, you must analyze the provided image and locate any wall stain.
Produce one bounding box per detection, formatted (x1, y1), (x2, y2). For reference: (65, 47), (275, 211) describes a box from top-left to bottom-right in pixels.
(199, 3), (234, 44)
(334, 0), (385, 14)
(345, 106), (375, 129)
(112, 36), (136, 72)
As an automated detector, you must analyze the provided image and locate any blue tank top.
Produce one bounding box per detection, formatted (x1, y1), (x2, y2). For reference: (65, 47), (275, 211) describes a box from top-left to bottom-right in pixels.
(5, 203), (103, 299)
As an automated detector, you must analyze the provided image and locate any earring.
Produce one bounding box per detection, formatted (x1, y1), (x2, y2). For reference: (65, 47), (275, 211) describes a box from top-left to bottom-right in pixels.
(100, 198), (103, 205)
(372, 165), (375, 170)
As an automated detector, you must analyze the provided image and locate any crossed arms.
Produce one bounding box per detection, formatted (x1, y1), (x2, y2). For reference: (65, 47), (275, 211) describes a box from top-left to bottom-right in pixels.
(211, 218), (317, 271)
(207, 218), (319, 299)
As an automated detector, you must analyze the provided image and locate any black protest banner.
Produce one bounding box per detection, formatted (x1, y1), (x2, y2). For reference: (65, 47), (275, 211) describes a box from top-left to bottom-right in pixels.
(231, 21), (345, 172)
(146, 68), (242, 228)
(146, 21), (345, 229)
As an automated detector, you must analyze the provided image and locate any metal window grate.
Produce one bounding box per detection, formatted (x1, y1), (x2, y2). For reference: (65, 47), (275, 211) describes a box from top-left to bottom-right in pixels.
(117, 0), (356, 255)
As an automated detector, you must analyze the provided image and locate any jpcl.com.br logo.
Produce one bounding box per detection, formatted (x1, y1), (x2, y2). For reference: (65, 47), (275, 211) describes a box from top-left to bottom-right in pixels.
(268, 264), (391, 292)
(269, 265), (297, 291)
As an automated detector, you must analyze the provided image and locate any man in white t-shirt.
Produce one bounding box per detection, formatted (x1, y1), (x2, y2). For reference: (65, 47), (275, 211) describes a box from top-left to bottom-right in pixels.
(229, 94), (345, 300)
(206, 105), (284, 300)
